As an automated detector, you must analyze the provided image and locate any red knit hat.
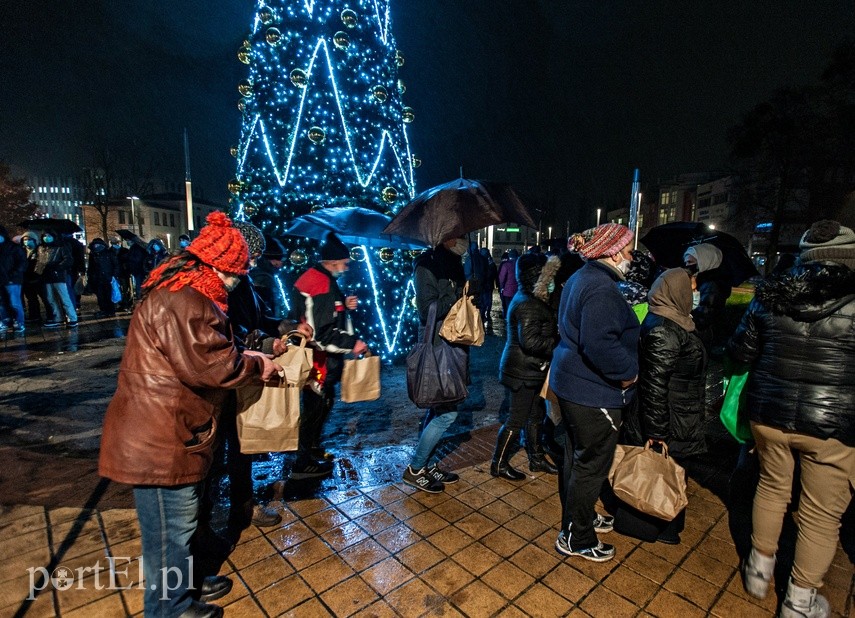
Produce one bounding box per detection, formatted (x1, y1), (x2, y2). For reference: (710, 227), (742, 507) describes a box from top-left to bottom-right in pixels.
(570, 223), (634, 259)
(187, 212), (249, 274)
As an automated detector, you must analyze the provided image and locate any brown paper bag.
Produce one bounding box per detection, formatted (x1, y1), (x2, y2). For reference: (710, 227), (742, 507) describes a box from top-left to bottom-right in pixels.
(439, 282), (485, 346)
(235, 380), (301, 454)
(539, 367), (561, 424)
(341, 353), (381, 403)
(609, 444), (688, 521)
(277, 331), (313, 389)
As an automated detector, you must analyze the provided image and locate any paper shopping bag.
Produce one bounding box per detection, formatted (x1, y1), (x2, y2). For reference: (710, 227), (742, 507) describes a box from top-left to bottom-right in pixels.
(341, 352), (381, 403)
(235, 379), (301, 454)
(276, 331), (313, 389)
(609, 444), (688, 521)
(439, 282), (485, 346)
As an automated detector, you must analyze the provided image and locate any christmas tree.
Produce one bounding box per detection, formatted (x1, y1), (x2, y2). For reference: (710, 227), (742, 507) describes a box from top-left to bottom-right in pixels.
(231, 0), (420, 356)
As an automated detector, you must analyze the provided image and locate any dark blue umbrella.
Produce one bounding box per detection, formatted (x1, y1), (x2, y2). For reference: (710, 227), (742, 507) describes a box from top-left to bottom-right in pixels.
(283, 207), (428, 249)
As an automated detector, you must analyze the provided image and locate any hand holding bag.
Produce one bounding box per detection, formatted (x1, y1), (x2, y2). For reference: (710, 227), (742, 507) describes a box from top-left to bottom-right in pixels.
(407, 302), (469, 408)
(609, 443), (688, 521)
(235, 332), (313, 454)
(341, 351), (381, 403)
(438, 282), (485, 346)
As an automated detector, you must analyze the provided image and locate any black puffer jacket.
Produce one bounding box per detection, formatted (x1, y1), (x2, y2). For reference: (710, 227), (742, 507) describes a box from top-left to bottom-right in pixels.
(499, 255), (560, 388)
(728, 262), (855, 446)
(87, 239), (119, 286)
(624, 314), (707, 458)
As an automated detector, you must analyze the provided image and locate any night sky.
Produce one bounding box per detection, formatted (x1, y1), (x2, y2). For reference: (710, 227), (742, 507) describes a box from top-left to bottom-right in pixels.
(2, 1), (853, 229)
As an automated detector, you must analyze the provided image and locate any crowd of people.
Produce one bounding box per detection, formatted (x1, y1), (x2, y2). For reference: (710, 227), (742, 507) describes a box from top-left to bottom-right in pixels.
(7, 211), (847, 616)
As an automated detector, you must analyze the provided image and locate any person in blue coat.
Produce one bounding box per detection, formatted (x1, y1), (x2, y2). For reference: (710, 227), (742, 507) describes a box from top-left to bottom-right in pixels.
(550, 223), (639, 563)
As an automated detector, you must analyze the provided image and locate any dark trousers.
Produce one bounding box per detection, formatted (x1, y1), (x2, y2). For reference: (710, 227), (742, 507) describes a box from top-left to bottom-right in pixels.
(557, 398), (622, 550)
(299, 381), (335, 459)
(94, 280), (115, 315)
(23, 281), (53, 321)
(505, 383), (544, 431)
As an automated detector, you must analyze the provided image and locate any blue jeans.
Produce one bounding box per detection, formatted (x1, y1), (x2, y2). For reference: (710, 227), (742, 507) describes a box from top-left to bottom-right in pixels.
(0, 284), (25, 326)
(410, 407), (458, 470)
(44, 282), (77, 322)
(134, 484), (200, 617)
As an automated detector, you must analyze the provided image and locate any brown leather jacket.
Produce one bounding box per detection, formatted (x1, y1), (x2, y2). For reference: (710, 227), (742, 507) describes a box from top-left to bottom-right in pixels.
(99, 285), (265, 486)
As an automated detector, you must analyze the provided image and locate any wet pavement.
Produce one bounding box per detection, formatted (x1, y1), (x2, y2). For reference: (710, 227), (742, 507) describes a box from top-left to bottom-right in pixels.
(0, 296), (853, 617)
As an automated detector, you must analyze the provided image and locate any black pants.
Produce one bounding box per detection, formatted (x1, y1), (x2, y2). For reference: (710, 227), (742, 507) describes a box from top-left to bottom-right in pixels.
(557, 399), (622, 550)
(505, 383), (545, 431)
(299, 381), (335, 459)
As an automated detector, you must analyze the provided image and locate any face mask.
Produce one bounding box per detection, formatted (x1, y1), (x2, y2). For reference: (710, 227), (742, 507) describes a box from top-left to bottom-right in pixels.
(43, 235), (53, 244)
(330, 270), (344, 279)
(179, 240), (190, 249)
(0, 237), (4, 244)
(450, 239), (468, 256)
(547, 282), (555, 294)
(616, 257), (632, 275)
(24, 240), (35, 249)
(692, 290), (701, 310)
(152, 245), (161, 253)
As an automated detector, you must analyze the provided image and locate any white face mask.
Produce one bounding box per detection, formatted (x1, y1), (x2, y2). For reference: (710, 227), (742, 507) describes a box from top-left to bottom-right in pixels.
(449, 239), (468, 256)
(692, 290), (701, 310)
(616, 257), (632, 275)
(547, 282), (555, 294)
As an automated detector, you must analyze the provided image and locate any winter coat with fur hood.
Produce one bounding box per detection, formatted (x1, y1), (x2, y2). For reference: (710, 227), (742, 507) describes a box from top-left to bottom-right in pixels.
(500, 255), (560, 388)
(728, 261), (855, 445)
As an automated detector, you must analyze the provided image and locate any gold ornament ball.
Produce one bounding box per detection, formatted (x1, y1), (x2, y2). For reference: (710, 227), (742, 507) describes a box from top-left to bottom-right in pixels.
(372, 85), (388, 102)
(227, 179), (242, 195)
(310, 204), (324, 213)
(379, 247), (394, 262)
(238, 79), (253, 97)
(411, 154), (422, 168)
(341, 8), (358, 28)
(333, 31), (350, 50)
(229, 145), (238, 157)
(266, 27), (282, 45)
(401, 106), (415, 123)
(381, 186), (398, 203)
(407, 249), (425, 260)
(395, 50), (404, 66)
(259, 7), (275, 25)
(290, 249), (308, 266)
(237, 99), (246, 112)
(349, 247), (366, 262)
(397, 79), (406, 94)
(237, 45), (252, 64)
(243, 202), (258, 217)
(308, 126), (326, 144)
(290, 68), (308, 87)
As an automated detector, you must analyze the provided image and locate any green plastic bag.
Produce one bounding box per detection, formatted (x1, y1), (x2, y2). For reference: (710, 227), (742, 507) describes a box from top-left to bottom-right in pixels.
(720, 359), (753, 443)
(632, 302), (649, 324)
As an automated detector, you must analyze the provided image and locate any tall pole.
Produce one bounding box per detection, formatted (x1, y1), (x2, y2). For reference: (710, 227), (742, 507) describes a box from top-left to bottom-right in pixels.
(629, 168), (640, 248)
(184, 128), (194, 232)
(596, 208), (602, 226)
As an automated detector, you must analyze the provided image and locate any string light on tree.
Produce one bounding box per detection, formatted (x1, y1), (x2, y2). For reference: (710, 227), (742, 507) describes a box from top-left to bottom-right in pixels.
(231, 0), (420, 356)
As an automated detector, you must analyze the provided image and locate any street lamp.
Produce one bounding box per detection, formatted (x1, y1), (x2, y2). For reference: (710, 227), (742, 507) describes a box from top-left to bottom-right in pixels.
(126, 196), (140, 236)
(596, 208), (602, 226)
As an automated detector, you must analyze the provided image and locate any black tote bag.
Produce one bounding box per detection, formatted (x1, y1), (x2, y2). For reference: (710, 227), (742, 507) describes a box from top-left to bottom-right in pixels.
(407, 302), (469, 408)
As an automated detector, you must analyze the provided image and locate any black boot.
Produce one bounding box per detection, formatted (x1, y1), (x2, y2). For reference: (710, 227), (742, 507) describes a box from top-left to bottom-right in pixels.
(526, 422), (558, 474)
(491, 428), (526, 480)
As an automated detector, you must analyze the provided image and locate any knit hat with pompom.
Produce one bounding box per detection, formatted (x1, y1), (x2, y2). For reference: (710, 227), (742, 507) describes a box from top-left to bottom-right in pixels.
(187, 212), (249, 274)
(799, 220), (855, 269)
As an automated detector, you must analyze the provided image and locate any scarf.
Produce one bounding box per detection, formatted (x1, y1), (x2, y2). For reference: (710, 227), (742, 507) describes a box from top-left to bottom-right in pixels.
(145, 256), (228, 312)
(648, 268), (695, 332)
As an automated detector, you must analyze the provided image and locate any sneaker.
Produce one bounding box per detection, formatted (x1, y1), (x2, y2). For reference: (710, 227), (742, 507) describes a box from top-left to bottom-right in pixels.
(593, 513), (614, 533)
(12, 324), (25, 334)
(66, 321), (78, 328)
(742, 547), (775, 599)
(251, 504), (282, 528)
(427, 465), (459, 484)
(309, 447), (335, 461)
(402, 466), (444, 493)
(43, 322), (61, 328)
(555, 530), (615, 562)
(290, 458), (334, 480)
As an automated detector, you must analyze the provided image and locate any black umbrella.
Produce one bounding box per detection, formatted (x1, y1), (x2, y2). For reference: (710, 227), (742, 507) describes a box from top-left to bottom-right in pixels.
(382, 178), (537, 247)
(20, 218), (82, 234)
(639, 222), (759, 286)
(114, 229), (146, 246)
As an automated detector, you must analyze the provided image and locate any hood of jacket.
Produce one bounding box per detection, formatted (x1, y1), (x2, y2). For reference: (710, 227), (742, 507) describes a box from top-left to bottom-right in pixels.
(756, 261), (855, 321)
(515, 252), (547, 295)
(532, 255), (561, 302)
(414, 244), (465, 286)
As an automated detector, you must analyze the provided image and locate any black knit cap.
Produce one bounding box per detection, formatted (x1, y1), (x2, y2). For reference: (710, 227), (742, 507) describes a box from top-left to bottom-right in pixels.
(319, 232), (350, 260)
